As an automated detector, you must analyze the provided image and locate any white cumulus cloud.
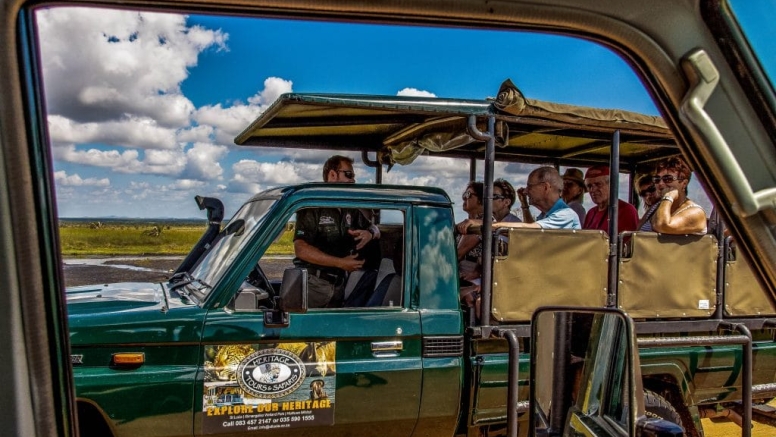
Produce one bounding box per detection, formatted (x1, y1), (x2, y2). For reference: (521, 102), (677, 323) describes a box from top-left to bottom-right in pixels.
(397, 88), (437, 98)
(37, 8), (227, 127)
(194, 77), (294, 145)
(182, 142), (229, 180)
(48, 115), (178, 150)
(54, 170), (110, 187)
(227, 159), (311, 193)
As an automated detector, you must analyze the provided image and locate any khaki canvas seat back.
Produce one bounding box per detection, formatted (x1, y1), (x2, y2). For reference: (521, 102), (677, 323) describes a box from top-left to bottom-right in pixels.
(618, 232), (717, 318)
(724, 238), (776, 316)
(491, 228), (608, 322)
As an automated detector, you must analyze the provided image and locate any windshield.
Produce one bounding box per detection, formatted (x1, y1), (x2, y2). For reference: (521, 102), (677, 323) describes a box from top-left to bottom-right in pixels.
(189, 198), (277, 297)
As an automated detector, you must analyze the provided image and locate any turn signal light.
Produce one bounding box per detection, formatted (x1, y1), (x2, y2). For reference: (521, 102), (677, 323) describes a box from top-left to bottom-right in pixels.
(112, 353), (145, 366)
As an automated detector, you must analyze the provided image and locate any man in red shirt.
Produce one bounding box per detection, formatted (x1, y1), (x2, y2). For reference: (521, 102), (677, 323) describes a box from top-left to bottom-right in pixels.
(582, 166), (638, 234)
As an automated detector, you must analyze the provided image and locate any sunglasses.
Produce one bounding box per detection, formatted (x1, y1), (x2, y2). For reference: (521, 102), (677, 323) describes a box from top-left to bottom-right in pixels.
(638, 185), (656, 197)
(337, 170), (355, 179)
(653, 175), (684, 184)
(492, 195), (506, 200)
(462, 191), (476, 200)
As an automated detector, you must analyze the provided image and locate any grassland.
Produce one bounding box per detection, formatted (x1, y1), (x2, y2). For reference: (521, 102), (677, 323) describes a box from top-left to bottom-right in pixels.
(59, 219), (294, 257)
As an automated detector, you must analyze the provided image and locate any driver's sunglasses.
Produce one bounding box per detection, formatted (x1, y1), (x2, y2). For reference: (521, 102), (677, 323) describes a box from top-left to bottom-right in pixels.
(653, 175), (684, 184)
(337, 170), (355, 179)
(638, 185), (656, 197)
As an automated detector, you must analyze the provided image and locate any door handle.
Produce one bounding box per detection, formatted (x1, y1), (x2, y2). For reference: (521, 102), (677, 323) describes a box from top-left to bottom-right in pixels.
(371, 341), (402, 357)
(680, 49), (776, 217)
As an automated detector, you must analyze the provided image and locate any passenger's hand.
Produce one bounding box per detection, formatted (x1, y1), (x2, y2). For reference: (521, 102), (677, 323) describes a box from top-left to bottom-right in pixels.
(517, 188), (529, 207)
(339, 253), (364, 272)
(460, 269), (481, 282)
(662, 189), (679, 202)
(456, 219), (480, 235)
(460, 285), (479, 307)
(348, 229), (373, 250)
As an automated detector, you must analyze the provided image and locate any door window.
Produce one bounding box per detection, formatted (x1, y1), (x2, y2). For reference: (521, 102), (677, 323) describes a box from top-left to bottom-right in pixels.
(254, 206), (405, 309)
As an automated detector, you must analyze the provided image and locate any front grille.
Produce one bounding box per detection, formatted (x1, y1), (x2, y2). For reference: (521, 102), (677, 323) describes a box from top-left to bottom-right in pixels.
(423, 336), (464, 357)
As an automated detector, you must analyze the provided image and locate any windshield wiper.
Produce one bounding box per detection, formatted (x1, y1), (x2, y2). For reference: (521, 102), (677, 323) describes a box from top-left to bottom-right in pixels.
(190, 277), (212, 292)
(170, 272), (210, 291)
(169, 272), (193, 291)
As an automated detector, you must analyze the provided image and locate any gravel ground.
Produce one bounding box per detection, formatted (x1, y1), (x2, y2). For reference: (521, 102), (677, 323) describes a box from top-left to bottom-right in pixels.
(63, 257), (292, 287)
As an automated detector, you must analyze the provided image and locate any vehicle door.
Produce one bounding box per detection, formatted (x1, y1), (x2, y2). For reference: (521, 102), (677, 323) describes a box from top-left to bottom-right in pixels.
(196, 202), (421, 437)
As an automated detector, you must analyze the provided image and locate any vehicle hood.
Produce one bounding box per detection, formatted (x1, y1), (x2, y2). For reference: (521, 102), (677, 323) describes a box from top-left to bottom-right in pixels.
(66, 282), (204, 347)
(66, 282), (167, 314)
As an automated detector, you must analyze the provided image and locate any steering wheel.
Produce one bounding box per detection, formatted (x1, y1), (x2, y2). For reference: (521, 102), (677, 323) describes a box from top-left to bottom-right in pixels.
(248, 262), (273, 296)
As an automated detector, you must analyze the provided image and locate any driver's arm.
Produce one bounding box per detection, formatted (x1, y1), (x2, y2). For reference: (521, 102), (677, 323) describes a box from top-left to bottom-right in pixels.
(294, 239), (363, 272)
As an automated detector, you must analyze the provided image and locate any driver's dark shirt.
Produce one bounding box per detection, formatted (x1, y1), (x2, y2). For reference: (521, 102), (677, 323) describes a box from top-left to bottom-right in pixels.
(293, 207), (369, 273)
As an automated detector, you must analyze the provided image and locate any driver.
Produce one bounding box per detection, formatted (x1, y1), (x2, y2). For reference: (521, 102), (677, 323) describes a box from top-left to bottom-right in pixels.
(293, 155), (380, 308)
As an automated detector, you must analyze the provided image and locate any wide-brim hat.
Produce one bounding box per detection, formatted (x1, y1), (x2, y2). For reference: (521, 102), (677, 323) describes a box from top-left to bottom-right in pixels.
(562, 168), (586, 190)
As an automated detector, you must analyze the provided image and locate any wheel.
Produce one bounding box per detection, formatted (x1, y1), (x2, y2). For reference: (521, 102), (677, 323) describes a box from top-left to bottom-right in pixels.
(77, 402), (114, 437)
(644, 389), (684, 431)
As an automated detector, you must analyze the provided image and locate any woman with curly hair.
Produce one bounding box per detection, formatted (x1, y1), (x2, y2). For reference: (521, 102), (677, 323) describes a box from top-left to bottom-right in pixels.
(649, 156), (707, 235)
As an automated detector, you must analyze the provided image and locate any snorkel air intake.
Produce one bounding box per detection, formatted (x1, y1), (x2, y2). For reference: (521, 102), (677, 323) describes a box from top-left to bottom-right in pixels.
(172, 196), (224, 276)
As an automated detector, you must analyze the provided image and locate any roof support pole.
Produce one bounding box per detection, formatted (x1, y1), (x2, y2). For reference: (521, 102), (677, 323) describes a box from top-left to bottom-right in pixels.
(468, 115), (495, 327)
(469, 157), (477, 182)
(607, 130), (621, 307)
(361, 150), (382, 184)
(495, 328), (521, 437)
(724, 322), (752, 437)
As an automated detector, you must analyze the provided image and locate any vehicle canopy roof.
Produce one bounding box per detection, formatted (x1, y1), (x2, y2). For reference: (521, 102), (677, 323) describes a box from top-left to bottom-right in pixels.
(235, 79), (676, 170)
(247, 183), (451, 206)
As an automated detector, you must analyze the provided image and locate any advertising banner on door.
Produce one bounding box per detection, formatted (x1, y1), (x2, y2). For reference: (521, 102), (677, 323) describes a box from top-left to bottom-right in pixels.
(202, 342), (336, 434)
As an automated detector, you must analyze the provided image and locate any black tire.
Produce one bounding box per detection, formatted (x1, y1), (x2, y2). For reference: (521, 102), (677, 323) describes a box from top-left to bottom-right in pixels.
(77, 402), (114, 437)
(644, 390), (684, 430)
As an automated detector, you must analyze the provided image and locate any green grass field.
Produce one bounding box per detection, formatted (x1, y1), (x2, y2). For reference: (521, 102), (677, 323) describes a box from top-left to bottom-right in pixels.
(59, 220), (294, 256)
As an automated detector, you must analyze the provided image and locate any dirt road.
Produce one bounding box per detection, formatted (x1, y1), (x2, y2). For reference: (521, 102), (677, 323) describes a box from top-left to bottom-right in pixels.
(62, 257), (291, 287)
(703, 399), (776, 437)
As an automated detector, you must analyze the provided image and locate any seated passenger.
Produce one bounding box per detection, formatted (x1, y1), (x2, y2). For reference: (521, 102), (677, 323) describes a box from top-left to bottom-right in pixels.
(456, 179), (521, 306)
(498, 167), (581, 230)
(492, 178), (521, 223)
(561, 168), (587, 224)
(636, 173), (659, 231)
(649, 157), (707, 235)
(455, 179), (521, 232)
(582, 166), (639, 234)
(455, 181), (485, 289)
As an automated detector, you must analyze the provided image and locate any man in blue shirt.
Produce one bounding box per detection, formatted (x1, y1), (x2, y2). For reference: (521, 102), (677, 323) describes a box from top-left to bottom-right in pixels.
(505, 166), (581, 229)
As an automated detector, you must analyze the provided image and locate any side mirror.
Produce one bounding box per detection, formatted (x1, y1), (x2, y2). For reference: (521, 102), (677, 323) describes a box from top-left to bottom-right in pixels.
(264, 268), (308, 327)
(278, 268), (308, 313)
(530, 307), (683, 437)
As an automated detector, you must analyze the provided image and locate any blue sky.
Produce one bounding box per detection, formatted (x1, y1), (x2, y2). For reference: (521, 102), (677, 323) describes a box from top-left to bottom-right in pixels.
(38, 6), (729, 221)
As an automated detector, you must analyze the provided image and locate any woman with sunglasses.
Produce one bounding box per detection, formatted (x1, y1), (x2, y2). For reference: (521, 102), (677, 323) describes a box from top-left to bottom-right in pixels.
(636, 173), (659, 231)
(648, 157), (707, 235)
(455, 182), (486, 307)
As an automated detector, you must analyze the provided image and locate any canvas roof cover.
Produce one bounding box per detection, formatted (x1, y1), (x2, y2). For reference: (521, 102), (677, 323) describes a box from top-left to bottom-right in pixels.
(235, 79), (677, 168)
